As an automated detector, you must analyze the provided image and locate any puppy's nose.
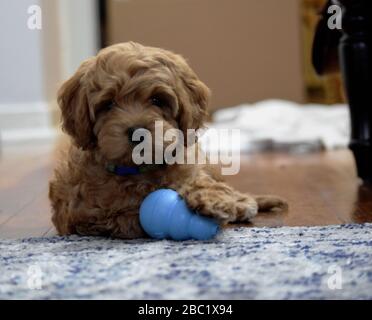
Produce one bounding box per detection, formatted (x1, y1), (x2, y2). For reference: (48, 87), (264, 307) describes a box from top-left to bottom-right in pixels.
(127, 127), (146, 145)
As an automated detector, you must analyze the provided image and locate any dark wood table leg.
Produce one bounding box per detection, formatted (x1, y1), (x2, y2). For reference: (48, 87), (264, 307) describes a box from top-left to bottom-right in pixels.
(336, 0), (372, 183)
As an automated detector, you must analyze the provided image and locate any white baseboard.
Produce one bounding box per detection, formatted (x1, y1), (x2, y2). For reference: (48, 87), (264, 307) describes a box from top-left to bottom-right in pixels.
(0, 102), (58, 146)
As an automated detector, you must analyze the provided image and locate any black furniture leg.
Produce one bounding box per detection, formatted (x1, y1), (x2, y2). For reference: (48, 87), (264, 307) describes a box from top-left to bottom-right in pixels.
(336, 0), (372, 183)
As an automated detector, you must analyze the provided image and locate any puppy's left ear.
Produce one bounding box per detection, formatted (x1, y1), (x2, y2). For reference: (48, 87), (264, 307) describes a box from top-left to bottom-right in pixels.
(58, 59), (96, 150)
(179, 75), (211, 134)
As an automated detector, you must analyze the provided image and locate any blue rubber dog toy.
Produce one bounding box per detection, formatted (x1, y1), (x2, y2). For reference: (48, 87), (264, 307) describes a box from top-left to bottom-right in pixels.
(139, 189), (219, 241)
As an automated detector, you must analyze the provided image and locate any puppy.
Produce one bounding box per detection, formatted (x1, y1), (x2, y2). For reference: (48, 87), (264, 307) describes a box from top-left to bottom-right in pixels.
(49, 42), (287, 239)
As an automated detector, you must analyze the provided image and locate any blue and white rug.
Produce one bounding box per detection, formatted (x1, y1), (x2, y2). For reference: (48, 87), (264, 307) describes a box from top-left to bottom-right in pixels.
(0, 224), (371, 299)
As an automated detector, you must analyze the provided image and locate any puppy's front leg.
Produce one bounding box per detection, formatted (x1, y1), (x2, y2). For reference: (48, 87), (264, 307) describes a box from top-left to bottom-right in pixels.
(174, 170), (258, 224)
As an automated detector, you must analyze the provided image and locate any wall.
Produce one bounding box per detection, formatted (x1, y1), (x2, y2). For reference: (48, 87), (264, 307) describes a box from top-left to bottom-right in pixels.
(0, 0), (99, 145)
(0, 0), (45, 104)
(106, 0), (305, 112)
(0, 0), (54, 144)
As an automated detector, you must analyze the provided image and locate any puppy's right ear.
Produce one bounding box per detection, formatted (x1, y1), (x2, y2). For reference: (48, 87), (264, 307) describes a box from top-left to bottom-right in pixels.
(57, 59), (95, 150)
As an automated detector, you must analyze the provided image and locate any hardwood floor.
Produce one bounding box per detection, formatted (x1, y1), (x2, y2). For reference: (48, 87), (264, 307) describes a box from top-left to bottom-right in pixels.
(0, 143), (57, 239)
(0, 141), (371, 239)
(226, 151), (372, 227)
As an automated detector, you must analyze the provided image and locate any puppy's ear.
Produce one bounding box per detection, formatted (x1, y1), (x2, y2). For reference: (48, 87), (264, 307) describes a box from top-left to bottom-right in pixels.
(58, 59), (95, 150)
(179, 76), (211, 134)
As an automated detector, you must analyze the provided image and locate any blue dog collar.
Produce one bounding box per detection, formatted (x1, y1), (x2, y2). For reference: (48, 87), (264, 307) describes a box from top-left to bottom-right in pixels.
(106, 164), (164, 176)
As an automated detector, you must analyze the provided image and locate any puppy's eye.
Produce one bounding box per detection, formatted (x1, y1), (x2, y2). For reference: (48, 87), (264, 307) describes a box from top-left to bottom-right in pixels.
(150, 95), (169, 108)
(97, 102), (115, 115)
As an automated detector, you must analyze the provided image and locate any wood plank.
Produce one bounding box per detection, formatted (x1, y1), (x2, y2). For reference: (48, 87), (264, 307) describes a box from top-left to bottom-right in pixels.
(0, 187), (52, 239)
(43, 227), (57, 237)
(0, 144), (54, 226)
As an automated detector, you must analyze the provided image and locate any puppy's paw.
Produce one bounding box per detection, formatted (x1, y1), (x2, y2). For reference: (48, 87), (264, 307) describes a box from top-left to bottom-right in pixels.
(255, 195), (288, 213)
(233, 194), (259, 222)
(192, 199), (236, 223)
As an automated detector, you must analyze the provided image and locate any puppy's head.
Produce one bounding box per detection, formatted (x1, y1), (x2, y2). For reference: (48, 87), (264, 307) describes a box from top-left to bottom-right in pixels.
(58, 42), (210, 165)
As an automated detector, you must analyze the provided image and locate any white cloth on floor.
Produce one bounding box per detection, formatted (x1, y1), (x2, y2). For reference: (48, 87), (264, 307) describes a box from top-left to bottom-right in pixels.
(200, 100), (350, 154)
